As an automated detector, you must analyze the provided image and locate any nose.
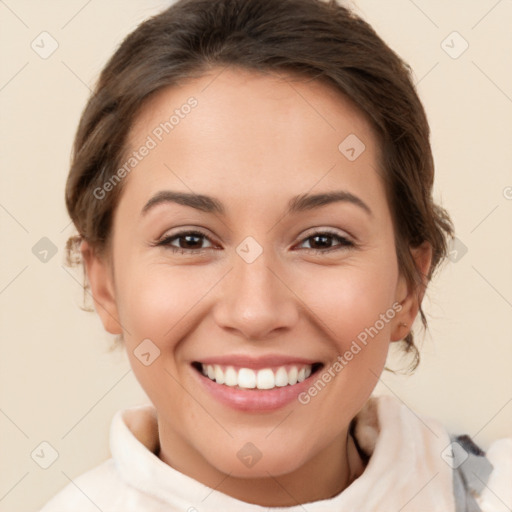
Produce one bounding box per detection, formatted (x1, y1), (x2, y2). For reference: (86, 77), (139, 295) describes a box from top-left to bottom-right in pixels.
(212, 250), (300, 341)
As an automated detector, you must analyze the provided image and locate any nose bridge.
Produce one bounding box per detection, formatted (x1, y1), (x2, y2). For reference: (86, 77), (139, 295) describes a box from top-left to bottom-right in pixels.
(213, 243), (299, 339)
(236, 250), (278, 303)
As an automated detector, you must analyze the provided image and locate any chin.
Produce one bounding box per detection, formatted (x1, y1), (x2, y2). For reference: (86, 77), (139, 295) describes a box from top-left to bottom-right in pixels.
(205, 441), (311, 479)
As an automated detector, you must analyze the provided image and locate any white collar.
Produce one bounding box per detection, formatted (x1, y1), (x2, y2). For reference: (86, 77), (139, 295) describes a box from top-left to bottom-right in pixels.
(110, 394), (455, 511)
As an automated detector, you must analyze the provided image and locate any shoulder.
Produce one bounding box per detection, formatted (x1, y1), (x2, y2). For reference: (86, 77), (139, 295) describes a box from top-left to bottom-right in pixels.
(353, 395), (512, 512)
(38, 404), (165, 512)
(37, 458), (135, 512)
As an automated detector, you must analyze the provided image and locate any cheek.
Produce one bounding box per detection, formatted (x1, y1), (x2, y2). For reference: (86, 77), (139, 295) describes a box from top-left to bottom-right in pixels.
(117, 262), (221, 347)
(297, 258), (399, 347)
(116, 264), (209, 411)
(292, 261), (399, 432)
(121, 272), (174, 342)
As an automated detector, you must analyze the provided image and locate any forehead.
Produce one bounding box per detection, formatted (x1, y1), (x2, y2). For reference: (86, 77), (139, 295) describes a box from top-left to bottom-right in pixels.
(121, 66), (385, 213)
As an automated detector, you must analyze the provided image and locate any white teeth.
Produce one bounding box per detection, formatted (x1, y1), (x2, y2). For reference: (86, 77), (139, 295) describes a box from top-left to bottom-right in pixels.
(224, 366), (238, 387)
(238, 368), (256, 389)
(256, 369), (275, 390)
(200, 363), (314, 390)
(275, 367), (289, 387)
(214, 365), (224, 385)
(288, 366), (298, 385)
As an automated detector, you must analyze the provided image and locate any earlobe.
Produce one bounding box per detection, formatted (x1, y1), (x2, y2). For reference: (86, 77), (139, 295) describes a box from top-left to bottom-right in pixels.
(391, 241), (433, 342)
(80, 240), (123, 335)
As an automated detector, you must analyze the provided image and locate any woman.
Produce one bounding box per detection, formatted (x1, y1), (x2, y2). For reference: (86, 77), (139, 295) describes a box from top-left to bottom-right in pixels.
(40, 0), (511, 510)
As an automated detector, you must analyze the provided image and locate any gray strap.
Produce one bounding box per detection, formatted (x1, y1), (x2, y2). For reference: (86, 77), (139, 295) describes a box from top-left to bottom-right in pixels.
(450, 434), (494, 512)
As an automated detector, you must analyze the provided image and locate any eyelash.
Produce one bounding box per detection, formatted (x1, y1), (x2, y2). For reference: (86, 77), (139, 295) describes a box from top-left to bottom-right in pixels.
(154, 229), (354, 255)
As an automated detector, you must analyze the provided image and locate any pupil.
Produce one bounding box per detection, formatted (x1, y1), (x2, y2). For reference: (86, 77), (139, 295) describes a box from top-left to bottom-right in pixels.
(312, 235), (331, 248)
(181, 234), (201, 248)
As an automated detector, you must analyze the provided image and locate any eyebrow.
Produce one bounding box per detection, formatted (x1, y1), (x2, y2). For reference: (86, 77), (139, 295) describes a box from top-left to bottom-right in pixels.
(141, 190), (372, 217)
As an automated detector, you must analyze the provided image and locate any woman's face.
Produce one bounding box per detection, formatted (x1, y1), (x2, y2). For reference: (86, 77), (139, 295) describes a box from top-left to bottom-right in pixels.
(85, 67), (427, 485)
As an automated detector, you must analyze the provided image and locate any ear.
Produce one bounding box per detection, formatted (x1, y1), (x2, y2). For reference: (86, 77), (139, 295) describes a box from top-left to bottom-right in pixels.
(391, 241), (433, 342)
(80, 239), (123, 335)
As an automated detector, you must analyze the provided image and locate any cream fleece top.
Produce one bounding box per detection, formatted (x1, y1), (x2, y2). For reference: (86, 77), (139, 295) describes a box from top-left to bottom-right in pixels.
(39, 394), (512, 512)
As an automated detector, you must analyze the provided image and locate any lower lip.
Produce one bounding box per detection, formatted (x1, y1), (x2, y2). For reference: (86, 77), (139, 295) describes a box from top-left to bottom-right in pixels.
(193, 367), (317, 412)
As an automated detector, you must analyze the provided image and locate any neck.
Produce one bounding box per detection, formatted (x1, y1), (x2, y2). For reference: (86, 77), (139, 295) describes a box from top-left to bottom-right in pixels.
(157, 422), (366, 507)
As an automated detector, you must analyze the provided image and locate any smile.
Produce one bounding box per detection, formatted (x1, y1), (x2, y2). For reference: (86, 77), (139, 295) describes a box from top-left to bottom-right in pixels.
(195, 362), (322, 390)
(195, 363), (320, 389)
(191, 359), (324, 411)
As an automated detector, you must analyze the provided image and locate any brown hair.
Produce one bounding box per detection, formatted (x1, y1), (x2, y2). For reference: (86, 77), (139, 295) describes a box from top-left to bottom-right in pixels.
(65, 0), (454, 371)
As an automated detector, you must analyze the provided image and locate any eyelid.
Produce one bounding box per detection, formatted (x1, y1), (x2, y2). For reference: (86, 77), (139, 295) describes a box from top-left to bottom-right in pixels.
(303, 226), (348, 235)
(296, 226), (353, 243)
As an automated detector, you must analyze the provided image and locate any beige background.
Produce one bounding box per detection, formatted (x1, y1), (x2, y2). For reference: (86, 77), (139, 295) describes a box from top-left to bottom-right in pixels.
(0, 1), (511, 510)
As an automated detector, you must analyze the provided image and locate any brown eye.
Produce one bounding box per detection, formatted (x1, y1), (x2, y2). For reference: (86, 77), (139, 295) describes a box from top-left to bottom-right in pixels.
(156, 231), (215, 252)
(299, 232), (353, 252)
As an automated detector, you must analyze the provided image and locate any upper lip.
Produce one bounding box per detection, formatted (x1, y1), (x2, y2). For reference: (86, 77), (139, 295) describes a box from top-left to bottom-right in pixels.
(195, 354), (321, 369)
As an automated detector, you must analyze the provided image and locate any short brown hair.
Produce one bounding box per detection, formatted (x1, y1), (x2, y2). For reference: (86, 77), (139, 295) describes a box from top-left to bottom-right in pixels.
(65, 0), (454, 371)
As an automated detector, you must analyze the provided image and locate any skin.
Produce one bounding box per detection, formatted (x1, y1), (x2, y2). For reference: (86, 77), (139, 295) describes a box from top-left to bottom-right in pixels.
(81, 67), (432, 506)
